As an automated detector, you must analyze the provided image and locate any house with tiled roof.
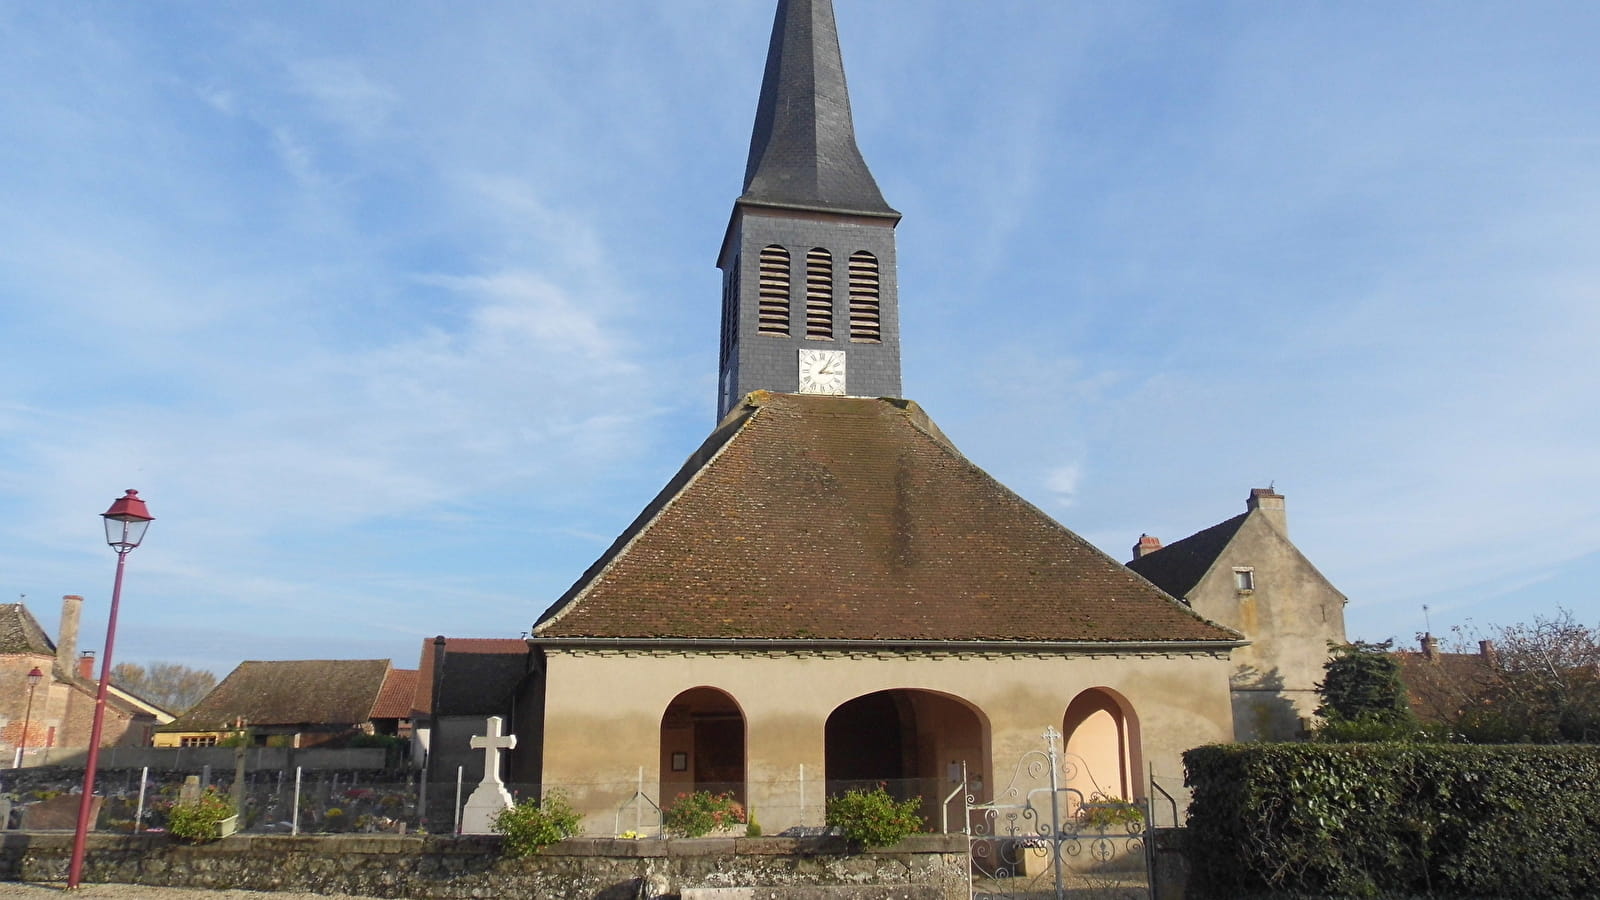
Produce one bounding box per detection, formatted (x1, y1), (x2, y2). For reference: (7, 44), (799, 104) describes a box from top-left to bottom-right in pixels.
(157, 659), (413, 748)
(1394, 634), (1498, 728)
(2, 596), (166, 762)
(1127, 488), (1348, 740)
(408, 636), (527, 786)
(497, 0), (1258, 834)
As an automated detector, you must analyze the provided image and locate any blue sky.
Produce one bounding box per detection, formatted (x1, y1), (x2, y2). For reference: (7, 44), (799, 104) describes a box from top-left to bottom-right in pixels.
(2, 2), (1596, 678)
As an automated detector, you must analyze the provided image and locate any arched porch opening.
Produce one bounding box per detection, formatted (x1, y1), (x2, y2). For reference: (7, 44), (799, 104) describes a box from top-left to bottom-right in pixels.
(1061, 687), (1142, 803)
(825, 689), (988, 822)
(660, 687), (746, 803)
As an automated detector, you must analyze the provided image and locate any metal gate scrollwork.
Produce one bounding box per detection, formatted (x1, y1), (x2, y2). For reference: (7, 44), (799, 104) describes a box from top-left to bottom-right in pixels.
(959, 726), (1149, 899)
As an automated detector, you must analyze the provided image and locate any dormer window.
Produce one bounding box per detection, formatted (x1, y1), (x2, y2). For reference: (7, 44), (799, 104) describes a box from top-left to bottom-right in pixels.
(1234, 567), (1255, 592)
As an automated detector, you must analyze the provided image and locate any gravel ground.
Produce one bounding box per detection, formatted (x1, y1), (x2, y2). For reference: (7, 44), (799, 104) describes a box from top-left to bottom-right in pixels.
(0, 885), (385, 900)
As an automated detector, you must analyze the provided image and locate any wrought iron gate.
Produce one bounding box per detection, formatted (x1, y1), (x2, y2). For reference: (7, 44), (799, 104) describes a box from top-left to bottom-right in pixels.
(956, 727), (1150, 899)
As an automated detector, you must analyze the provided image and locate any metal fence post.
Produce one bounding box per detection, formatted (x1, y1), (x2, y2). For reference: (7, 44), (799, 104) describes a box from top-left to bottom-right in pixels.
(134, 766), (148, 833)
(453, 766), (464, 835)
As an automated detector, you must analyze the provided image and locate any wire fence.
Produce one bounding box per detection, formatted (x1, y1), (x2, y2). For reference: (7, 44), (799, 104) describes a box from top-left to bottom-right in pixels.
(3, 770), (973, 837)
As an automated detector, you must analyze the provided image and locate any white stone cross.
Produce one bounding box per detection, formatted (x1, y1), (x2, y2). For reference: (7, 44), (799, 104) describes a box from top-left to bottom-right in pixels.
(469, 715), (518, 786)
(460, 715), (519, 834)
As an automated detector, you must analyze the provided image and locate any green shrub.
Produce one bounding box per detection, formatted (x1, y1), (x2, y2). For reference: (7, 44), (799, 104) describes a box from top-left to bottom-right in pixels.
(663, 790), (746, 838)
(1184, 743), (1600, 899)
(825, 785), (924, 848)
(1317, 641), (1414, 725)
(167, 787), (235, 842)
(492, 790), (582, 857)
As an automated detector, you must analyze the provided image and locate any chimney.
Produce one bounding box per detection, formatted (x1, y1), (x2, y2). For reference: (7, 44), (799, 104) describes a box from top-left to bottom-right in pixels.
(430, 635), (448, 718)
(1246, 487), (1287, 535)
(79, 651), (96, 682)
(1421, 633), (1439, 660)
(56, 594), (83, 681)
(1132, 534), (1163, 560)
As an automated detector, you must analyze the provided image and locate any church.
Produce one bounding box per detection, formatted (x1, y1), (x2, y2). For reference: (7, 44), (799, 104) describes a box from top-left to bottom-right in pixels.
(419, 0), (1345, 833)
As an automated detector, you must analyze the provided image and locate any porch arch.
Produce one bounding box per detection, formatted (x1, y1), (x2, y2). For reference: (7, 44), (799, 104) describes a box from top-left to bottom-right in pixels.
(824, 688), (988, 813)
(660, 686), (746, 803)
(1061, 687), (1141, 802)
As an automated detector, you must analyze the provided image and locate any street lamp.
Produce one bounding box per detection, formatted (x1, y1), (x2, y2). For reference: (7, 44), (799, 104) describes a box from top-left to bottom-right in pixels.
(14, 667), (43, 768)
(67, 489), (153, 890)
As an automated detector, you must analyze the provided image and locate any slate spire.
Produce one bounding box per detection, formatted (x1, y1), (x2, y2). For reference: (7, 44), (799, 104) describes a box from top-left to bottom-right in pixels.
(717, 0), (902, 419)
(740, 0), (897, 217)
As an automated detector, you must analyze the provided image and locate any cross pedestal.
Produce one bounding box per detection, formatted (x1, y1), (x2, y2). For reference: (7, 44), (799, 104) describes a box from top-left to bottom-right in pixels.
(459, 715), (518, 834)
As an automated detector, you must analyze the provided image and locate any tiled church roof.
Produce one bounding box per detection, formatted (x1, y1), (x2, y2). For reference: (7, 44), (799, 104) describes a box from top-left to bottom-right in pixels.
(1125, 513), (1250, 600)
(535, 393), (1238, 645)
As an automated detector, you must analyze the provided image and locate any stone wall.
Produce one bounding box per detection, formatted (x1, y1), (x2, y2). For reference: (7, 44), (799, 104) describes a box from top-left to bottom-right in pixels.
(0, 832), (969, 900)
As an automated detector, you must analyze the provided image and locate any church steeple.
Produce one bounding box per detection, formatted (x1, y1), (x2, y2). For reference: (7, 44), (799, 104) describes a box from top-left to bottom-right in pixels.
(717, 0), (902, 420)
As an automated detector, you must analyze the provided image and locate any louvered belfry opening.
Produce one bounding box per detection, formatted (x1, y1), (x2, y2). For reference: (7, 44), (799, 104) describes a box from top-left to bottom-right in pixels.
(847, 251), (880, 342)
(805, 248), (834, 339)
(757, 245), (791, 336)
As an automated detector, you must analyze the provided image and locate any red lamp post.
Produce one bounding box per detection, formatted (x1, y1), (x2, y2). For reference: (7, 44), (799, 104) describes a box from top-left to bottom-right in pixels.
(67, 489), (153, 890)
(14, 666), (43, 768)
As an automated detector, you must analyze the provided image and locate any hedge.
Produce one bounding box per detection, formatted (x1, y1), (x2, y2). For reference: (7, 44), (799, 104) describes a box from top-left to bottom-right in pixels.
(1183, 743), (1600, 899)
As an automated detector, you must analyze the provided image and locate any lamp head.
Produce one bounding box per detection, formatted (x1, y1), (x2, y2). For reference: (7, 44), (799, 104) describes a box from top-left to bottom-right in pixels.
(102, 489), (154, 552)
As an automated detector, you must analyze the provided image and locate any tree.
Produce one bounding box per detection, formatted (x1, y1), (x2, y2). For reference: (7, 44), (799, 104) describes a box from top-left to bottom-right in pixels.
(111, 661), (217, 714)
(1315, 641), (1416, 739)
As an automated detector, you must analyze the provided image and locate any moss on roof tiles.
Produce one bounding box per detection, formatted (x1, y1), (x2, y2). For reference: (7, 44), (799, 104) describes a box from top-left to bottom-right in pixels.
(535, 393), (1235, 645)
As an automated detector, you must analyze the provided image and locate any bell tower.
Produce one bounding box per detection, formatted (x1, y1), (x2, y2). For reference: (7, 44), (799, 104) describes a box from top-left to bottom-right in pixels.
(716, 0), (902, 420)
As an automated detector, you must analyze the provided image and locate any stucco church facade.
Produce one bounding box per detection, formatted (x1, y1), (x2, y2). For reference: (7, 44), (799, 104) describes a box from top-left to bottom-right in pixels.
(443, 0), (1348, 833)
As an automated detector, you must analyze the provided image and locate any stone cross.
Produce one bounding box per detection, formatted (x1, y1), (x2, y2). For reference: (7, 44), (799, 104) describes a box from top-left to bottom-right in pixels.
(459, 715), (519, 834)
(468, 715), (517, 786)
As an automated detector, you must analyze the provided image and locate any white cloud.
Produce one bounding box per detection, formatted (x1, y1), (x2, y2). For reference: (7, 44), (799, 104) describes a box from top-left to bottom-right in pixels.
(1044, 464), (1084, 508)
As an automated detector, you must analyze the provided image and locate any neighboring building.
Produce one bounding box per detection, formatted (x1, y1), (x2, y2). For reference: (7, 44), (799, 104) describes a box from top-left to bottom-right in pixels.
(1, 596), (166, 761)
(1395, 634), (1498, 727)
(1127, 488), (1348, 741)
(409, 637), (526, 783)
(370, 665), (420, 739)
(157, 659), (413, 748)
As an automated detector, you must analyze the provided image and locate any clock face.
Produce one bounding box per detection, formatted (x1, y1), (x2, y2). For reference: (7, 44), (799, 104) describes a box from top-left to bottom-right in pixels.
(797, 349), (846, 395)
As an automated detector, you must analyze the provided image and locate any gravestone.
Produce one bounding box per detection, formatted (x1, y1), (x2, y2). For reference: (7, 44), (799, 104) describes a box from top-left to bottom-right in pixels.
(20, 794), (101, 831)
(459, 715), (517, 834)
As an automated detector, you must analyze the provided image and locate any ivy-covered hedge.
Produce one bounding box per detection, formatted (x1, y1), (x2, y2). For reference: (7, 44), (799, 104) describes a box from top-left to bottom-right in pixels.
(1184, 743), (1600, 899)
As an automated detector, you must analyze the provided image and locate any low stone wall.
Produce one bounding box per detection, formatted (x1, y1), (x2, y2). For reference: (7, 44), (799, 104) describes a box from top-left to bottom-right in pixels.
(0, 832), (968, 900)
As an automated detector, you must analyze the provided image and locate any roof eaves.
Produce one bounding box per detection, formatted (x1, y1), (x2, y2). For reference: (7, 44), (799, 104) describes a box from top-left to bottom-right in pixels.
(533, 636), (1247, 654)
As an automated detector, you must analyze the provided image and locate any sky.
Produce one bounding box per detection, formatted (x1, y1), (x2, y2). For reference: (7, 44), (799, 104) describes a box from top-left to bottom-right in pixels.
(2, 2), (1597, 679)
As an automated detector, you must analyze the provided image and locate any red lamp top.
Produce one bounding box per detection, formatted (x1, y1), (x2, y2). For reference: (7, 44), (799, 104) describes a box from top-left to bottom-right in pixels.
(26, 667), (43, 686)
(102, 489), (154, 551)
(102, 489), (154, 523)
